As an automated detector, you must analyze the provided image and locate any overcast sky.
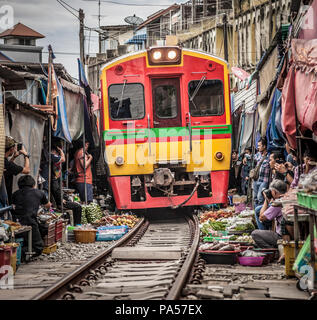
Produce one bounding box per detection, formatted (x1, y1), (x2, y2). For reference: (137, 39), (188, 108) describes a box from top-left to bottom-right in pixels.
(0, 0), (179, 79)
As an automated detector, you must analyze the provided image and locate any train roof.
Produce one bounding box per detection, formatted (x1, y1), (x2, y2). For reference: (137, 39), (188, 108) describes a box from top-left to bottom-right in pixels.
(99, 48), (229, 74)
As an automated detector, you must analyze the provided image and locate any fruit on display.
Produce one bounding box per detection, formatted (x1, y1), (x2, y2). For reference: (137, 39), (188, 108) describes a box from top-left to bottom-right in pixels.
(95, 214), (139, 229)
(199, 209), (234, 223)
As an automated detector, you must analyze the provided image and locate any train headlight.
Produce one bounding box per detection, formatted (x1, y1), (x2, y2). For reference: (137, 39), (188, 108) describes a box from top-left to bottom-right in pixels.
(167, 50), (177, 60)
(214, 152), (224, 161)
(147, 47), (181, 65)
(152, 50), (162, 60)
(115, 156), (124, 166)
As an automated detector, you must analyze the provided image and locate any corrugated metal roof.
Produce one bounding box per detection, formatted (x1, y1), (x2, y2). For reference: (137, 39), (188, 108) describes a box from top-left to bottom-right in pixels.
(233, 80), (257, 113)
(0, 65), (26, 90)
(0, 23), (45, 39)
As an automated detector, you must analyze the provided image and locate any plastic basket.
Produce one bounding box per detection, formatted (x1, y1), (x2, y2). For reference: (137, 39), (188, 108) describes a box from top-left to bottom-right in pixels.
(96, 232), (125, 241)
(199, 250), (239, 265)
(74, 229), (97, 243)
(238, 256), (265, 266)
(283, 241), (304, 277)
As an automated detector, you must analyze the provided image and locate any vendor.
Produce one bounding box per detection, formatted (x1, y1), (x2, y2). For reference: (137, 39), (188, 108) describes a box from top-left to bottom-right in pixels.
(251, 179), (288, 248)
(4, 136), (30, 204)
(11, 175), (51, 258)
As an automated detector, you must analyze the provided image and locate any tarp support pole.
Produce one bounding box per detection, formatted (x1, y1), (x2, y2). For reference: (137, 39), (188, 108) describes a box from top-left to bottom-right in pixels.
(83, 133), (87, 205)
(48, 47), (53, 204)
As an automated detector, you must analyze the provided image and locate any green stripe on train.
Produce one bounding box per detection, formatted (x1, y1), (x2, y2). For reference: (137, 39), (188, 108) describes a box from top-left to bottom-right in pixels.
(103, 125), (232, 141)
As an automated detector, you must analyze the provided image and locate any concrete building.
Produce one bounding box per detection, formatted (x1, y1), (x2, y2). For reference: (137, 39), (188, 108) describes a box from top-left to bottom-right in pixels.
(0, 23), (45, 63)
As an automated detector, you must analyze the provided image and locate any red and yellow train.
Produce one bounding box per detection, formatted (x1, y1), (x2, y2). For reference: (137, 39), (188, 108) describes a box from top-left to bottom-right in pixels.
(100, 46), (232, 210)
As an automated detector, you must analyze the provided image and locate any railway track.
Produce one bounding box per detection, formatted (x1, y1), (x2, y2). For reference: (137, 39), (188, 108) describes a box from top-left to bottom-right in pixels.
(32, 211), (200, 300)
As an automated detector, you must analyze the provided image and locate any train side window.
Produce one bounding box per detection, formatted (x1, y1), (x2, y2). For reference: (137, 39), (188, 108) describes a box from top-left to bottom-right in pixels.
(109, 83), (145, 120)
(188, 79), (224, 117)
(154, 85), (177, 118)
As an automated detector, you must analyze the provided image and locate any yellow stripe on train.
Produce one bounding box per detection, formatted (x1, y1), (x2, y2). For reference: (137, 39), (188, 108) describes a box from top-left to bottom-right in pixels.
(105, 138), (231, 176)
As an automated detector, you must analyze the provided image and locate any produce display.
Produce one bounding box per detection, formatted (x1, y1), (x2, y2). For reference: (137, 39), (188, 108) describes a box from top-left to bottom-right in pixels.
(200, 220), (227, 236)
(95, 214), (139, 229)
(229, 234), (255, 244)
(199, 241), (238, 252)
(81, 203), (103, 224)
(199, 208), (235, 223)
(298, 167), (317, 192)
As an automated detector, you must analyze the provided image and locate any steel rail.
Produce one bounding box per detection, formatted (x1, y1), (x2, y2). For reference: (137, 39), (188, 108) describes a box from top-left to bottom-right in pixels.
(166, 214), (200, 300)
(32, 217), (145, 300)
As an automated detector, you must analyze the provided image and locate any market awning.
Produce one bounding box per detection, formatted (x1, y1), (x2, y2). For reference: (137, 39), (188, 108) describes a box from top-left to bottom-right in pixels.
(125, 34), (147, 44)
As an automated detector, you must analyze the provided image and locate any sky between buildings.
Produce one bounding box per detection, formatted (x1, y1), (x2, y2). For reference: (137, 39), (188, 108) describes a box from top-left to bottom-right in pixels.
(0, 0), (179, 79)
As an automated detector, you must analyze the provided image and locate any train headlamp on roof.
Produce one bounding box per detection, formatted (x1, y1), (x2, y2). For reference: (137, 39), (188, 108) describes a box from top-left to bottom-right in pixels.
(147, 47), (181, 66)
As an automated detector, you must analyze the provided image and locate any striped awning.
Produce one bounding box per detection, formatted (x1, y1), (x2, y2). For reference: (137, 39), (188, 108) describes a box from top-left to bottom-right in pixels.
(125, 34), (146, 44)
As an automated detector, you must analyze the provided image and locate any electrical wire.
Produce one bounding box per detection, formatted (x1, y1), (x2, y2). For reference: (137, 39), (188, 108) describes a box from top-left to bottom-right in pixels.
(59, 0), (79, 12)
(56, 0), (79, 19)
(82, 0), (178, 6)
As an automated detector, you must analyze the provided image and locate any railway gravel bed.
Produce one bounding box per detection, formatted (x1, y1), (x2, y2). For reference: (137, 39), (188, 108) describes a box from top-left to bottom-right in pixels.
(32, 213), (199, 300)
(0, 241), (117, 300)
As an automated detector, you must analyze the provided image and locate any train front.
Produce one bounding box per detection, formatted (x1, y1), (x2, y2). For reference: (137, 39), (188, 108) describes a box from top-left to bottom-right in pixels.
(100, 47), (232, 210)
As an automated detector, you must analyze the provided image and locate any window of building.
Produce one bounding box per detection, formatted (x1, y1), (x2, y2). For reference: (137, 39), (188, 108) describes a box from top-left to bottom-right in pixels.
(109, 83), (145, 120)
(188, 79), (224, 116)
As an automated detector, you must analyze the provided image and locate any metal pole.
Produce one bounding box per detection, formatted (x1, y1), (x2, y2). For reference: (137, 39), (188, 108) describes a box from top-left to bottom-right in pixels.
(83, 134), (87, 205)
(60, 140), (64, 214)
(66, 143), (69, 188)
(48, 46), (53, 203)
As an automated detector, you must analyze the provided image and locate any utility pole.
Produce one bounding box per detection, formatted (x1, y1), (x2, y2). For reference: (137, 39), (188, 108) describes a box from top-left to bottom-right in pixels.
(223, 14), (229, 62)
(79, 8), (85, 64)
(98, 0), (102, 54)
(47, 45), (53, 203)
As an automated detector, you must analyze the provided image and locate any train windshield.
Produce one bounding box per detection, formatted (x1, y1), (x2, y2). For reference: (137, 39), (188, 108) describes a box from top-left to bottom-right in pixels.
(154, 85), (178, 118)
(109, 83), (145, 120)
(188, 80), (224, 116)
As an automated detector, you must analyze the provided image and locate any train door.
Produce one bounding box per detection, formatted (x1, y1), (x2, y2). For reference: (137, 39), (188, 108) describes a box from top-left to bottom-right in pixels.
(151, 78), (181, 128)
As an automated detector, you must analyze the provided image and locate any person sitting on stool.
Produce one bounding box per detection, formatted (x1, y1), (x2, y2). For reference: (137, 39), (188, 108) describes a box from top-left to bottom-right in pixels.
(11, 175), (51, 259)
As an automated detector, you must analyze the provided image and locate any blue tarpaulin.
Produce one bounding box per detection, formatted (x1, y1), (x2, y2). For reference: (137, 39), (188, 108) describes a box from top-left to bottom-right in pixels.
(53, 69), (72, 143)
(125, 34), (146, 44)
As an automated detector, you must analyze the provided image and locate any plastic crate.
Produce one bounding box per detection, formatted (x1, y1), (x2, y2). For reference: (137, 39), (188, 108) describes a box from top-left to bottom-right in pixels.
(43, 243), (57, 254)
(0, 246), (11, 279)
(96, 232), (125, 241)
(283, 241), (304, 277)
(56, 230), (63, 242)
(97, 225), (129, 234)
(15, 238), (23, 266)
(203, 236), (229, 242)
(297, 192), (311, 209)
(43, 234), (56, 247)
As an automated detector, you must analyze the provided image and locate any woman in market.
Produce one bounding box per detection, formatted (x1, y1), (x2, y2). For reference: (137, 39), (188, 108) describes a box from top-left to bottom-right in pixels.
(251, 179), (288, 248)
(11, 175), (51, 259)
(73, 140), (94, 203)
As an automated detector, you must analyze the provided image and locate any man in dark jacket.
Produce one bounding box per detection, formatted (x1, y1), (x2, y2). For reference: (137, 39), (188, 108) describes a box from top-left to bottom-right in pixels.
(12, 175), (51, 258)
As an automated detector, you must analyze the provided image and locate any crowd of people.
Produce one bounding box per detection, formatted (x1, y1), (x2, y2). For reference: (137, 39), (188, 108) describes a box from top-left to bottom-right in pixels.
(1, 135), (95, 260)
(229, 136), (317, 263)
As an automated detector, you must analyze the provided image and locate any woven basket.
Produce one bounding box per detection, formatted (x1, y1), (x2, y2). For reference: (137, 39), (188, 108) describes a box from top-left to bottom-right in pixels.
(74, 230), (97, 243)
